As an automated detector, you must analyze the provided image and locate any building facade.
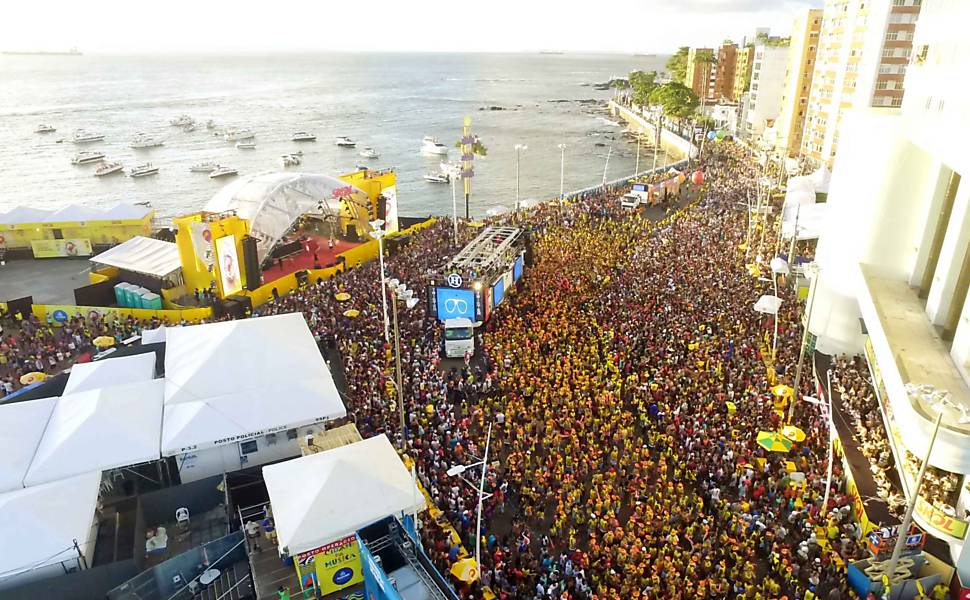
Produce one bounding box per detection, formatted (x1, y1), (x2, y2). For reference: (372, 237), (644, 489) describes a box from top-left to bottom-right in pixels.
(801, 0), (922, 166)
(775, 9), (823, 157)
(684, 48), (715, 101)
(714, 43), (739, 101)
(733, 45), (755, 102)
(745, 44), (789, 139)
(808, 0), (970, 580)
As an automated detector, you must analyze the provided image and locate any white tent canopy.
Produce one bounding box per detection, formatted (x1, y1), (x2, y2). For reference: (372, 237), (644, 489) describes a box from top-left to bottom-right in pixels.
(204, 172), (372, 263)
(0, 398), (56, 493)
(263, 434), (425, 555)
(161, 313), (347, 455)
(141, 326), (171, 345)
(90, 236), (181, 279)
(754, 295), (783, 315)
(63, 352), (156, 395)
(782, 202), (828, 241)
(24, 380), (165, 487)
(0, 203), (151, 225)
(0, 472), (101, 583)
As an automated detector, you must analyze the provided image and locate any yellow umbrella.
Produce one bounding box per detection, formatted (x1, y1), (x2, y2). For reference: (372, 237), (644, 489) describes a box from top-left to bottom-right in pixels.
(449, 558), (480, 583)
(756, 430), (793, 453)
(343, 309), (360, 318)
(781, 425), (807, 442)
(19, 372), (47, 386)
(467, 221), (486, 228)
(93, 336), (116, 348)
(746, 263), (762, 278)
(334, 292), (351, 302)
(725, 401), (737, 414)
(771, 384), (794, 398)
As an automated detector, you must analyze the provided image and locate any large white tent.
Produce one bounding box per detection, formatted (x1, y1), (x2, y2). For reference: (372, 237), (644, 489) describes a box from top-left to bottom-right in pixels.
(62, 352), (156, 395)
(89, 236), (181, 279)
(0, 472), (101, 584)
(0, 203), (151, 225)
(0, 398), (56, 493)
(161, 313), (346, 456)
(23, 380), (165, 487)
(263, 434), (425, 555)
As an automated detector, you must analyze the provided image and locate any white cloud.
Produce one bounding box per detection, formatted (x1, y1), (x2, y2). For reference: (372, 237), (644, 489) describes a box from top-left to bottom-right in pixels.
(0, 0), (823, 54)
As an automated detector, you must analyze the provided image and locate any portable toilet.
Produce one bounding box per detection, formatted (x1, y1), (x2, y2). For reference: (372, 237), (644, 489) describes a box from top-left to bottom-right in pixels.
(140, 292), (162, 310)
(124, 286), (145, 308)
(114, 282), (132, 306)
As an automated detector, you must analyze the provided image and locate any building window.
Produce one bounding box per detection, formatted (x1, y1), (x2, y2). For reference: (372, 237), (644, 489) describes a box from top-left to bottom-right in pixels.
(886, 31), (898, 41)
(891, 96), (903, 108)
(240, 440), (258, 455)
(876, 80), (888, 90)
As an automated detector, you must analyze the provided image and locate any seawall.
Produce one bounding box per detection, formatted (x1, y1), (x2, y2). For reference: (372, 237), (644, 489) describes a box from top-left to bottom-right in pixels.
(607, 100), (697, 162)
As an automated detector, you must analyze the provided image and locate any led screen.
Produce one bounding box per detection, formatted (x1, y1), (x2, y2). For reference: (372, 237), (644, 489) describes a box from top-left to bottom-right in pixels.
(435, 287), (476, 321)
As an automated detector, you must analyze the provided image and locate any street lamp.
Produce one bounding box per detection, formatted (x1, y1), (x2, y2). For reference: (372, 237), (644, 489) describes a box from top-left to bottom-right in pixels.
(368, 220), (390, 342)
(385, 278), (419, 451)
(446, 422), (493, 577)
(557, 143), (566, 213)
(789, 262), (820, 423)
(514, 144), (527, 213)
(601, 145), (612, 186)
(447, 163), (460, 246)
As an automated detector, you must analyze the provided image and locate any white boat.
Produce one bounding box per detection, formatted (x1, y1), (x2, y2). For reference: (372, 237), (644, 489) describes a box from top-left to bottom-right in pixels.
(72, 129), (105, 143)
(440, 161), (461, 176)
(224, 129), (255, 142)
(205, 119), (216, 129)
(421, 136), (449, 155)
(292, 131), (316, 142)
(35, 124), (56, 134)
(236, 140), (256, 150)
(359, 147), (379, 159)
(71, 151), (105, 165)
(335, 136), (356, 148)
(209, 166), (238, 179)
(128, 163), (159, 178)
(190, 161), (219, 173)
(424, 172), (450, 184)
(130, 133), (165, 149)
(170, 115), (194, 127)
(281, 153), (302, 167)
(94, 162), (124, 176)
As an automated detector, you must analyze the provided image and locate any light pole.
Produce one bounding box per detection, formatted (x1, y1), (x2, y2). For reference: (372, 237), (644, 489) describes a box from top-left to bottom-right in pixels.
(514, 144), (527, 214)
(449, 164), (460, 246)
(634, 132), (642, 176)
(446, 422), (493, 576)
(789, 262), (820, 423)
(368, 220), (390, 342)
(386, 278), (419, 451)
(558, 143), (566, 213)
(769, 256), (789, 363)
(602, 145), (612, 186)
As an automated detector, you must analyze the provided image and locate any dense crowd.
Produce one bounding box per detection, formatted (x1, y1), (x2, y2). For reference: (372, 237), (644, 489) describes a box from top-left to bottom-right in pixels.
(0, 141), (879, 599)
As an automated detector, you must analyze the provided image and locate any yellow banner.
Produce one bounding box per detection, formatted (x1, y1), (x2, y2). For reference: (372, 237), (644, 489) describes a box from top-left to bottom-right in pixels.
(31, 239), (93, 258)
(295, 534), (363, 595)
(915, 497), (969, 539)
(32, 304), (212, 326)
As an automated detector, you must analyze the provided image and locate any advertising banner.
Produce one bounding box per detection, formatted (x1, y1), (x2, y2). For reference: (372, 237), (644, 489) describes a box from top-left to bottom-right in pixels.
(492, 277), (505, 309)
(189, 222), (215, 268)
(435, 287), (475, 321)
(215, 235), (242, 296)
(513, 254), (524, 281)
(296, 534), (364, 596)
(31, 239), (93, 258)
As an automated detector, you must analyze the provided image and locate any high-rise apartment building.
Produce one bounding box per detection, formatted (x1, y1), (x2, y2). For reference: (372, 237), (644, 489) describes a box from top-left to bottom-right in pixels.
(775, 9), (823, 157)
(684, 48), (715, 101)
(745, 44), (789, 138)
(733, 45), (755, 102)
(713, 43), (739, 101)
(801, 0), (922, 166)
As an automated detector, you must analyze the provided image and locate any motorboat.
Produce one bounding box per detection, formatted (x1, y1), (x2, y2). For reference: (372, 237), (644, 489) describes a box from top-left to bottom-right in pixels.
(335, 136), (356, 148)
(421, 136), (449, 155)
(281, 153), (302, 167)
(205, 119), (216, 129)
(94, 162), (124, 176)
(359, 147), (379, 159)
(130, 133), (165, 149)
(72, 129), (105, 143)
(292, 131), (316, 142)
(128, 163), (159, 178)
(71, 151), (105, 165)
(424, 171), (450, 184)
(440, 161), (461, 176)
(190, 161), (219, 173)
(35, 124), (56, 134)
(209, 166), (238, 179)
(236, 140), (256, 150)
(170, 115), (194, 127)
(223, 128), (255, 142)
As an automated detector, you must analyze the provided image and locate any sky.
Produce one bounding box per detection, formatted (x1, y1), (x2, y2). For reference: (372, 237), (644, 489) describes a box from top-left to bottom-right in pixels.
(2, 0), (823, 55)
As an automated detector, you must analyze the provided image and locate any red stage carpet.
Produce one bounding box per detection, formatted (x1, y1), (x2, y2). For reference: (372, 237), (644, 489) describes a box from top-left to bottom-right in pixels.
(261, 236), (360, 283)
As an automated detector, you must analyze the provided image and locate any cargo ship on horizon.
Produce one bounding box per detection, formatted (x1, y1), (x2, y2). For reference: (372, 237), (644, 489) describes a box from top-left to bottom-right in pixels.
(2, 47), (82, 56)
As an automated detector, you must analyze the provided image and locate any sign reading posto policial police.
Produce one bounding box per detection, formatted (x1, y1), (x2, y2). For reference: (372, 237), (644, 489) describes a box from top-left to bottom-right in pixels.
(446, 272), (464, 288)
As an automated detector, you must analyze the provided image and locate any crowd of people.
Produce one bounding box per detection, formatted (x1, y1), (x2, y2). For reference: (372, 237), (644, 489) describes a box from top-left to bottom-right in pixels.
(0, 140), (889, 599)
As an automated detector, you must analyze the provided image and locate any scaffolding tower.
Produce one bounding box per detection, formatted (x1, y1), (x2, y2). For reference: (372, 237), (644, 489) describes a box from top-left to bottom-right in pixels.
(445, 226), (523, 279)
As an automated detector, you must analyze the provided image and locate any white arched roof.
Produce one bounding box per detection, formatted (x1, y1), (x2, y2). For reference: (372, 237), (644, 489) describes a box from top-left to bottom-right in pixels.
(204, 171), (372, 263)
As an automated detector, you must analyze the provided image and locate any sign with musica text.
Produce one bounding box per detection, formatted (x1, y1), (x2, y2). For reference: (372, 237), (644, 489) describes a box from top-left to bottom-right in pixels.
(295, 534), (363, 595)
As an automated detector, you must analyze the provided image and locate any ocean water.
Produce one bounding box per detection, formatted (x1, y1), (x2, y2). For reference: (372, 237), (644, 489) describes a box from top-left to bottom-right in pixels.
(0, 53), (668, 221)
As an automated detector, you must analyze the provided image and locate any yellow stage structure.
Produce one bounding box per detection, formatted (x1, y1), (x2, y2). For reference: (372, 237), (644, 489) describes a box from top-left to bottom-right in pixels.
(338, 168), (399, 234)
(0, 204), (154, 257)
(173, 212), (251, 300)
